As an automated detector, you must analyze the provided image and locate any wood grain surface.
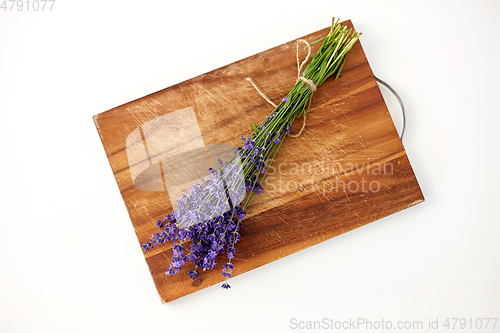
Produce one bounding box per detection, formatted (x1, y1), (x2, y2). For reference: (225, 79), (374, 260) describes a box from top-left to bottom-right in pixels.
(93, 20), (424, 303)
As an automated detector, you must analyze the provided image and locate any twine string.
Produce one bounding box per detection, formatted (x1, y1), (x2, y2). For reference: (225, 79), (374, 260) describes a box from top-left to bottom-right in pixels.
(244, 77), (277, 108)
(287, 39), (317, 138)
(245, 39), (316, 138)
(295, 39), (317, 92)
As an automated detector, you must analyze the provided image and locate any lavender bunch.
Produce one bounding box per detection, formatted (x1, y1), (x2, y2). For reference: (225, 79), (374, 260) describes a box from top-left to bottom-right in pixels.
(142, 18), (361, 289)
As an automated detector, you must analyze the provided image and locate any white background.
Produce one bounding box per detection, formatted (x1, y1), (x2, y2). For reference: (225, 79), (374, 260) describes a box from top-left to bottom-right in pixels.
(1, 1), (499, 332)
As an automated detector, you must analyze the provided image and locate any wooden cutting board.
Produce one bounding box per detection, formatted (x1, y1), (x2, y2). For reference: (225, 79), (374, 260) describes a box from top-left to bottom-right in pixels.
(93, 20), (424, 303)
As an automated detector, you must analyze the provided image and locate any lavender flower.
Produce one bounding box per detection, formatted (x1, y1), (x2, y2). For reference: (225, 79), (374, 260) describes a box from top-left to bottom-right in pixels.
(141, 18), (361, 289)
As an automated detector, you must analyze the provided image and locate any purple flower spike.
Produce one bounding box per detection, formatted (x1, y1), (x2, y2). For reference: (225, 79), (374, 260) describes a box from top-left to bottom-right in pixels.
(188, 270), (198, 280)
(223, 263), (234, 270)
(142, 69), (294, 287)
